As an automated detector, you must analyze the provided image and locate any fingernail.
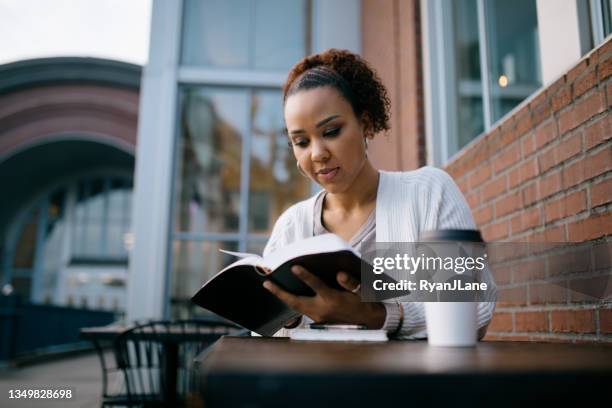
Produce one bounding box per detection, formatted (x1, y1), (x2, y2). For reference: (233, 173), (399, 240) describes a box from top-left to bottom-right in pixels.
(339, 272), (348, 282)
(263, 281), (272, 290)
(291, 266), (301, 275)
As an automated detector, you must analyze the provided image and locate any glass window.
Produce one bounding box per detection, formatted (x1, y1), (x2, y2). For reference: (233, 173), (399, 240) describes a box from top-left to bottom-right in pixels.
(430, 0), (542, 161)
(175, 87), (248, 234)
(248, 90), (310, 233)
(170, 240), (239, 319)
(485, 0), (541, 122)
(181, 0), (308, 70)
(72, 176), (132, 261)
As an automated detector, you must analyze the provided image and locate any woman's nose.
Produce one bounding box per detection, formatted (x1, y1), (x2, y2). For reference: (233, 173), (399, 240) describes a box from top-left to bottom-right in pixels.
(310, 139), (329, 162)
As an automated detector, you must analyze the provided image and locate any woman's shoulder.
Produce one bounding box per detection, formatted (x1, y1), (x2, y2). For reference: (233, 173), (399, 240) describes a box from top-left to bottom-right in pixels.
(380, 166), (456, 191)
(275, 190), (322, 225)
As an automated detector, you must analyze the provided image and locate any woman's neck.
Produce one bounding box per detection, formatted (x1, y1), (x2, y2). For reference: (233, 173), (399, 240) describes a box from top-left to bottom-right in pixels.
(325, 161), (379, 213)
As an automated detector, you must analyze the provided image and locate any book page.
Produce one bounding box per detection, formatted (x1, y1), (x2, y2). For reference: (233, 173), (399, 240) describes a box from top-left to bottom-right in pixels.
(262, 234), (359, 270)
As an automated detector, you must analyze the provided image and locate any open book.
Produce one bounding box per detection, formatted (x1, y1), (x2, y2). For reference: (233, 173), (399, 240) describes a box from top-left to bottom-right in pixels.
(191, 234), (369, 336)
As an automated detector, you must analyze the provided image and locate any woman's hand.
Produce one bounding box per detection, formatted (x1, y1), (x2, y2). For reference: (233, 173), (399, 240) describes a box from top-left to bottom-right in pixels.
(262, 265), (386, 329)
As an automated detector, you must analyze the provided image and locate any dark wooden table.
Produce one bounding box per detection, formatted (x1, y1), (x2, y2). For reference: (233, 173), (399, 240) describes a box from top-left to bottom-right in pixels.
(196, 336), (612, 407)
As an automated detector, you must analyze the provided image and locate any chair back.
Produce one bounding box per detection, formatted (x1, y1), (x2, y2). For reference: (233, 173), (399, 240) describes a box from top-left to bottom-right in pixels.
(113, 318), (240, 406)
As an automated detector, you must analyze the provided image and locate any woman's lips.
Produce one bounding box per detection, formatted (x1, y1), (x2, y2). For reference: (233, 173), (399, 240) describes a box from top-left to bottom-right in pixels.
(317, 167), (339, 181)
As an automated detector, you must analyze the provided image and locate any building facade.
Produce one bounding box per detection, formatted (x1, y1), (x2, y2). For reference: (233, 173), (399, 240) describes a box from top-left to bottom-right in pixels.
(130, 0), (611, 342)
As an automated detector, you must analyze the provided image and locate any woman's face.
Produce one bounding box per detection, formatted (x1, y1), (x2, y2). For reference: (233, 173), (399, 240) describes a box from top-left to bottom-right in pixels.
(284, 86), (368, 194)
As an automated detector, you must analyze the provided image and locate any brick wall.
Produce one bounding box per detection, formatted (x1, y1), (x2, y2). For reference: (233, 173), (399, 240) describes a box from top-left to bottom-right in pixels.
(444, 38), (612, 343)
(363, 0), (427, 171)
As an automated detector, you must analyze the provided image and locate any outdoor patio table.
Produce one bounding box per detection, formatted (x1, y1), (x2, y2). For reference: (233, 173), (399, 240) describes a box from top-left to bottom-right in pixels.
(195, 336), (612, 407)
(80, 324), (238, 404)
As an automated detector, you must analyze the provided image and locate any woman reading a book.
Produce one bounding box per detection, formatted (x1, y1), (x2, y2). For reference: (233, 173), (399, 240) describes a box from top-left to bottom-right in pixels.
(261, 49), (495, 339)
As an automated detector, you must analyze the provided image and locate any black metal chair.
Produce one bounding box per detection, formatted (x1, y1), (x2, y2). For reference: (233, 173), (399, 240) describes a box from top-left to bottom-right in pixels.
(105, 318), (241, 407)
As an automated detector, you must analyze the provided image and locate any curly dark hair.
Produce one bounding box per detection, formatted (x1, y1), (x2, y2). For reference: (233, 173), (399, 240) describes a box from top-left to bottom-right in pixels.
(283, 49), (391, 137)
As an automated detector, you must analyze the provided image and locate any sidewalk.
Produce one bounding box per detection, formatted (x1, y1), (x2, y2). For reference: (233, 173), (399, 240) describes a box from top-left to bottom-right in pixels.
(0, 351), (104, 408)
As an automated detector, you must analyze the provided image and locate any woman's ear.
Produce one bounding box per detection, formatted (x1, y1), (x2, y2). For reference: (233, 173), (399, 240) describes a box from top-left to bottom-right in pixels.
(360, 112), (374, 139)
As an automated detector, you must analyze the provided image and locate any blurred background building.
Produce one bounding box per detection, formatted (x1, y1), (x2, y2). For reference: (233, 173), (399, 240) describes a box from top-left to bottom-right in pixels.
(1, 0), (611, 362)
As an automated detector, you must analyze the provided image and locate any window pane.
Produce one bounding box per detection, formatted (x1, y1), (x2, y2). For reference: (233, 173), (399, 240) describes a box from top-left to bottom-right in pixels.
(181, 0), (307, 70)
(181, 0), (249, 68)
(175, 87), (247, 233)
(170, 240), (239, 319)
(254, 0), (307, 70)
(603, 0), (612, 37)
(451, 0), (484, 151)
(485, 0), (541, 122)
(248, 90), (310, 233)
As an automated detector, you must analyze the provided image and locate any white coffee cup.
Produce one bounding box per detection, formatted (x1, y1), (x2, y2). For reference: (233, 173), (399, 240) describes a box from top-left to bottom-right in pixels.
(424, 302), (477, 347)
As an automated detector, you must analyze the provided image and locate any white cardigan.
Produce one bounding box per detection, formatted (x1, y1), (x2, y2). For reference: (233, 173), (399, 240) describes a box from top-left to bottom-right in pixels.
(263, 166), (496, 339)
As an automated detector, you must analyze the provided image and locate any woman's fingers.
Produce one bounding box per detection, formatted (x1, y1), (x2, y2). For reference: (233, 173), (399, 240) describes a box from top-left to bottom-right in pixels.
(263, 280), (301, 309)
(291, 265), (331, 296)
(337, 271), (360, 293)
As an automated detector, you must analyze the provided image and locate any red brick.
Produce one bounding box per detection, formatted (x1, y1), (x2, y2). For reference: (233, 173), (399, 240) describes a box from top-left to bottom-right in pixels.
(521, 182), (539, 206)
(539, 134), (581, 173)
(490, 263), (513, 285)
(515, 110), (533, 138)
(510, 159), (539, 189)
(519, 159), (539, 184)
(599, 54), (612, 81)
(584, 115), (611, 150)
(608, 82), (612, 108)
(550, 310), (596, 333)
(508, 166), (522, 189)
(584, 146), (612, 180)
(510, 213), (522, 234)
(543, 225), (566, 242)
(544, 190), (587, 223)
(569, 276), (612, 302)
(483, 220), (510, 241)
(513, 258), (546, 282)
(466, 191), (480, 208)
(551, 86), (572, 112)
(530, 93), (551, 127)
(497, 286), (528, 306)
(473, 205), (493, 225)
(482, 176), (507, 202)
(522, 206), (542, 230)
(535, 119), (558, 149)
(467, 163), (492, 189)
(488, 312), (513, 332)
(495, 191), (522, 217)
(515, 311), (547, 332)
(456, 176), (468, 193)
(530, 282), (567, 304)
(521, 131), (537, 157)
(562, 159), (585, 189)
(498, 127), (517, 149)
(591, 177), (612, 207)
(494, 142), (521, 174)
(567, 60), (588, 83)
(538, 170), (562, 199)
(573, 69), (596, 97)
(559, 90), (607, 135)
(600, 309), (612, 334)
(567, 212), (612, 242)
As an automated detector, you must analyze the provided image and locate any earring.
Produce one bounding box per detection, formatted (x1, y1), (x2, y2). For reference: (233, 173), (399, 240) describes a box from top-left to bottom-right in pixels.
(296, 162), (309, 178)
(364, 137), (369, 159)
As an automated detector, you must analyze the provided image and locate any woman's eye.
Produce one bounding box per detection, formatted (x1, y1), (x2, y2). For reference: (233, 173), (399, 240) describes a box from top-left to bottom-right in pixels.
(323, 127), (341, 137)
(291, 139), (308, 147)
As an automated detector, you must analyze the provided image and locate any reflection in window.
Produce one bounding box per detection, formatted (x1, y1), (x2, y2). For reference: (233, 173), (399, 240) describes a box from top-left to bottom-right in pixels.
(181, 0), (308, 70)
(72, 177), (132, 261)
(248, 91), (310, 233)
(485, 0), (541, 122)
(442, 0), (541, 158)
(176, 88), (246, 234)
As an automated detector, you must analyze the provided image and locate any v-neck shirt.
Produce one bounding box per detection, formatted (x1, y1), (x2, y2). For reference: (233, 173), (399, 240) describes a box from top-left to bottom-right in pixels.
(312, 191), (376, 255)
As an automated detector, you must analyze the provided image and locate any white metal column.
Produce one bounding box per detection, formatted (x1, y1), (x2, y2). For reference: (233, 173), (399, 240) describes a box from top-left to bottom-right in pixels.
(126, 0), (183, 322)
